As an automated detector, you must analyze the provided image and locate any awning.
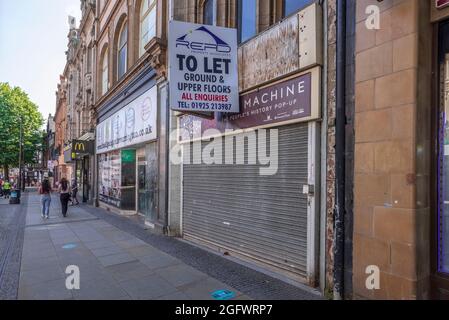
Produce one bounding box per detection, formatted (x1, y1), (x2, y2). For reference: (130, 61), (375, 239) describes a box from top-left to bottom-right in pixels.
(78, 131), (95, 141)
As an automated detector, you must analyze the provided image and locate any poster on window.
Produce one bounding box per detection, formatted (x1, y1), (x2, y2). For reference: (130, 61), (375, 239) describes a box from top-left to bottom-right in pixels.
(98, 151), (122, 207)
(96, 86), (158, 154)
(168, 20), (239, 113)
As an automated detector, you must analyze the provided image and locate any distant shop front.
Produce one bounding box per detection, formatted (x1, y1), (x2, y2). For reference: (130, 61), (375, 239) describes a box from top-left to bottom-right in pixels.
(63, 138), (94, 203)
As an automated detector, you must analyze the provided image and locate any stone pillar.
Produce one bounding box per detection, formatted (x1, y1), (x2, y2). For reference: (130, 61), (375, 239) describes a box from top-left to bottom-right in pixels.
(353, 0), (431, 299)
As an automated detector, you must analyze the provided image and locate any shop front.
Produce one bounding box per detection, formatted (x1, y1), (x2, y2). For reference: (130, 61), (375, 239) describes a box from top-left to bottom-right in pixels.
(178, 67), (321, 284)
(63, 139), (94, 203)
(168, 3), (324, 286)
(96, 84), (158, 219)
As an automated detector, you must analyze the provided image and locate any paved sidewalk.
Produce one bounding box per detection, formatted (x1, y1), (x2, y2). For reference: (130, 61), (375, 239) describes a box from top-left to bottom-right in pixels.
(19, 193), (247, 300)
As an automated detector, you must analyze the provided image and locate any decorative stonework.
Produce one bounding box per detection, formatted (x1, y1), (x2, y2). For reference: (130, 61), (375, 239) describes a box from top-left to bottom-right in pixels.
(145, 37), (167, 80)
(85, 73), (93, 93)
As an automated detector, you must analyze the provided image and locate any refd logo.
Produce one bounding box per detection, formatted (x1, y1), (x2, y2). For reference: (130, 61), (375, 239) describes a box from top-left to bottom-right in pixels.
(176, 26), (231, 53)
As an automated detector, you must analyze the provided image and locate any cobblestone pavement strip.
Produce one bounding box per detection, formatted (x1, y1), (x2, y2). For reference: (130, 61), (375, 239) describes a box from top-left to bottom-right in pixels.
(0, 193), (27, 300)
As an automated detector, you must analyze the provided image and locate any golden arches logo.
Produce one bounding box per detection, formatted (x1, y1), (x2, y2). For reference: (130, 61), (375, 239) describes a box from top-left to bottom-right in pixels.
(74, 143), (85, 152)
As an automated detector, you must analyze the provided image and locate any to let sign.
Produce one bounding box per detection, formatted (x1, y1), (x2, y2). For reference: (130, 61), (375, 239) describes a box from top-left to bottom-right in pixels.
(168, 20), (239, 113)
(437, 0), (449, 9)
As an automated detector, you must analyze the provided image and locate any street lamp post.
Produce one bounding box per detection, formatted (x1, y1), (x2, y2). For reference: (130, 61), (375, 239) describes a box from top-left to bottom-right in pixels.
(18, 117), (23, 191)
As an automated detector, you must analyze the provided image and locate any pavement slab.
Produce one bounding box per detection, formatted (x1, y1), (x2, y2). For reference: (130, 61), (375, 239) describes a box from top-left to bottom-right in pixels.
(11, 191), (322, 300)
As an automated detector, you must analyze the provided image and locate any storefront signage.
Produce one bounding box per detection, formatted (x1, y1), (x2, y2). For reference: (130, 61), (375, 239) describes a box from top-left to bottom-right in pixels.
(179, 67), (321, 142)
(72, 140), (94, 158)
(168, 20), (239, 113)
(96, 86), (158, 154)
(230, 72), (312, 128)
(64, 148), (73, 163)
(121, 149), (136, 163)
(437, 0), (449, 9)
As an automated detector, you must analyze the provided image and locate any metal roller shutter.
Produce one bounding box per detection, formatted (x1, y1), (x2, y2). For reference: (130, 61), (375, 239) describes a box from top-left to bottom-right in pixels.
(183, 123), (309, 279)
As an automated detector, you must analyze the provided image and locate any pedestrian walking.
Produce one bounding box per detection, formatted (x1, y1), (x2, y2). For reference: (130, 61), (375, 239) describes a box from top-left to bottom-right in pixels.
(58, 178), (71, 218)
(71, 179), (79, 205)
(38, 179), (52, 219)
(3, 180), (11, 199)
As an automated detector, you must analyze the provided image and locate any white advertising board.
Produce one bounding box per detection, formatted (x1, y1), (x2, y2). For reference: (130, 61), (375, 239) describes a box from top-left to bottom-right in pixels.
(168, 20), (239, 113)
(96, 86), (157, 154)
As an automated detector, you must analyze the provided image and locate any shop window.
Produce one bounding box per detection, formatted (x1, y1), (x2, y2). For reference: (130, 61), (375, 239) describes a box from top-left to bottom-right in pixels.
(139, 0), (157, 57)
(117, 22), (128, 80)
(238, 0), (257, 43)
(98, 149), (136, 210)
(283, 0), (313, 17)
(101, 48), (108, 95)
(203, 0), (215, 25)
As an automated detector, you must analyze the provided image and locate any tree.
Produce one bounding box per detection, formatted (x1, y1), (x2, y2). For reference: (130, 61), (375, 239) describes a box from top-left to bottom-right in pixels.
(0, 83), (44, 179)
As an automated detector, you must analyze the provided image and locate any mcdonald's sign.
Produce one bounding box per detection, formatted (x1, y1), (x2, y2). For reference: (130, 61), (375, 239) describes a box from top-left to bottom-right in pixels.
(71, 140), (94, 157)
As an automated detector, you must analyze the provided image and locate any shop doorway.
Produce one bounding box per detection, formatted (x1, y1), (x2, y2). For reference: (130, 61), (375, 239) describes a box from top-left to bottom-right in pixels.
(82, 156), (89, 202)
(137, 144), (158, 223)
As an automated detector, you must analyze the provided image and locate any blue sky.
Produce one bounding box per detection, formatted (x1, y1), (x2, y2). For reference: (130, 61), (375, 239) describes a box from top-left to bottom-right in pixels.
(0, 0), (81, 122)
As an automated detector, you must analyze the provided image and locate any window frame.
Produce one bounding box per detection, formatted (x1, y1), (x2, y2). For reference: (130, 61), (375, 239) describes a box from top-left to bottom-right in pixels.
(101, 48), (109, 96)
(139, 0), (157, 57)
(202, 0), (217, 26)
(282, 0), (314, 19)
(117, 22), (128, 80)
(237, 0), (258, 44)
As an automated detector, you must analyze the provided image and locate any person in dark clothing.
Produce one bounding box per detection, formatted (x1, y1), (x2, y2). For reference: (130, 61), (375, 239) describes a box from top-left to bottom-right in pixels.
(71, 179), (79, 205)
(58, 178), (71, 217)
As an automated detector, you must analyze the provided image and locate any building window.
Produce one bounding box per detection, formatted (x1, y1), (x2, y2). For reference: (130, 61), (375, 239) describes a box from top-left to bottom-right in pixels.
(101, 48), (108, 95)
(238, 0), (257, 43)
(139, 0), (157, 57)
(203, 0), (214, 25)
(117, 22), (128, 80)
(283, 0), (313, 17)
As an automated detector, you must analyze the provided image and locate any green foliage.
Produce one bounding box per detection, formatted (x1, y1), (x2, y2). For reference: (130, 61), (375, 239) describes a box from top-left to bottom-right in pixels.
(0, 82), (44, 168)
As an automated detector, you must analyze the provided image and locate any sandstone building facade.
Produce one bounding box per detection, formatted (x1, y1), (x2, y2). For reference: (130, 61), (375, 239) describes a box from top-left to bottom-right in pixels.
(51, 0), (449, 300)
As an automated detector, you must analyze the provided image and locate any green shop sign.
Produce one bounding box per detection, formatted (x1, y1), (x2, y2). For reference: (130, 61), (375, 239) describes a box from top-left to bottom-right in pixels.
(121, 149), (136, 163)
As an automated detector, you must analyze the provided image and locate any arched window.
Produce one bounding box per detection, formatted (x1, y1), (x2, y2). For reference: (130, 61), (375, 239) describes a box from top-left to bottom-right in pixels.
(101, 48), (108, 95)
(139, 0), (157, 57)
(117, 22), (128, 79)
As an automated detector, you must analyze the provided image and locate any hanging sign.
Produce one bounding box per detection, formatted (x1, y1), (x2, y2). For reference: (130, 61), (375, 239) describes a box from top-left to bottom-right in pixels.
(168, 20), (239, 113)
